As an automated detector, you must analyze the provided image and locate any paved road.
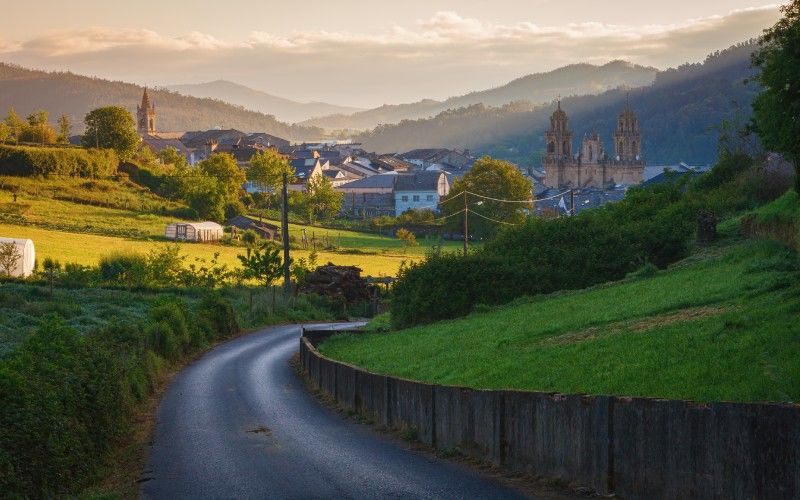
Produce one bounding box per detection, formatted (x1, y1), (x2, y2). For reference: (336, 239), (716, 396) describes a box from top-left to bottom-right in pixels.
(141, 323), (529, 499)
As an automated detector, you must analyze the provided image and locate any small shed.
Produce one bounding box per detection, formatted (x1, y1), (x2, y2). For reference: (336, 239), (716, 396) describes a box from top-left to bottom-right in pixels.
(0, 237), (36, 277)
(165, 221), (224, 242)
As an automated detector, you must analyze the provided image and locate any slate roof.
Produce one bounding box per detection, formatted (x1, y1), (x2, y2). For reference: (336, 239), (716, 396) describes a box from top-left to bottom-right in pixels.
(338, 173), (398, 190)
(395, 171), (445, 191)
(141, 136), (193, 155)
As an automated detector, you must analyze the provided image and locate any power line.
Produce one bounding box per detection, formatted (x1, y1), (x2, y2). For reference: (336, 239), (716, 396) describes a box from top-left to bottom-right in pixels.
(468, 209), (521, 226)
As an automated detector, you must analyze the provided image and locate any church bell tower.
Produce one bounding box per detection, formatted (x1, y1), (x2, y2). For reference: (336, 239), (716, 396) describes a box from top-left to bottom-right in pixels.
(613, 96), (641, 163)
(137, 87), (156, 136)
(545, 100), (573, 161)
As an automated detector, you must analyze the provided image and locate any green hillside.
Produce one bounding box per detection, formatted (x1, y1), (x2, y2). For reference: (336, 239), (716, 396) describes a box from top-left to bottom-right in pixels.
(320, 237), (800, 403)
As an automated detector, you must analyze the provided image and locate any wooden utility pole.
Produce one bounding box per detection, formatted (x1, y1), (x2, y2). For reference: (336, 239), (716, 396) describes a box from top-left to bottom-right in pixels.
(282, 173), (291, 297)
(570, 189), (575, 216)
(462, 190), (469, 257)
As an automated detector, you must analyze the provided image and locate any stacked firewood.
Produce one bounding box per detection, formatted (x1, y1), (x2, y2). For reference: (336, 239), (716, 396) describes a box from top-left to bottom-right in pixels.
(300, 263), (372, 304)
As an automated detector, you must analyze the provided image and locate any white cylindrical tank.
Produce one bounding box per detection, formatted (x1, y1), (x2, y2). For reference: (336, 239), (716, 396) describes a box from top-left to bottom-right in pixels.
(0, 237), (35, 277)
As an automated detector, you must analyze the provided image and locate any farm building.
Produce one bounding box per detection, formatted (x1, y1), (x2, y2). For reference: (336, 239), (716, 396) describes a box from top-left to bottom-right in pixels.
(165, 222), (224, 242)
(0, 237), (36, 277)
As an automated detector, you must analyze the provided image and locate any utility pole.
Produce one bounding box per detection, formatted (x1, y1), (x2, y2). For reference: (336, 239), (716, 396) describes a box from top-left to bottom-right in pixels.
(462, 190), (469, 257)
(282, 173), (291, 297)
(570, 189), (575, 216)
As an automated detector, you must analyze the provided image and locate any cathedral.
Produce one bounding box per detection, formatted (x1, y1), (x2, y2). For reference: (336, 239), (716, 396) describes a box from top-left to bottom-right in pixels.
(137, 87), (156, 136)
(542, 100), (644, 189)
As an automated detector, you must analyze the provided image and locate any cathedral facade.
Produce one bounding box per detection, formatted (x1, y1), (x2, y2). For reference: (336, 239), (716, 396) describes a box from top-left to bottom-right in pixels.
(542, 101), (644, 189)
(137, 88), (156, 136)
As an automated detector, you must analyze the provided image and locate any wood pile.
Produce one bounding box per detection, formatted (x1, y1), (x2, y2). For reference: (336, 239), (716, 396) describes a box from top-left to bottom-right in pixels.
(300, 263), (372, 304)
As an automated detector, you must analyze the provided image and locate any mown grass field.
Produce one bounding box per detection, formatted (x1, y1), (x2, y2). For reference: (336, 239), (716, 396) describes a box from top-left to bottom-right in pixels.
(321, 239), (800, 403)
(258, 216), (464, 257)
(0, 222), (411, 276)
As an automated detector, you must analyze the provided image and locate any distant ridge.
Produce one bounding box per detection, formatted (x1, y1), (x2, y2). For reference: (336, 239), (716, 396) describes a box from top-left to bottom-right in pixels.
(166, 80), (363, 124)
(303, 61), (658, 130)
(0, 64), (324, 140)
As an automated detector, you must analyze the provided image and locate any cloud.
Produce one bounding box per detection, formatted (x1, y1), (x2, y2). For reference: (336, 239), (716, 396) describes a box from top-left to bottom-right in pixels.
(0, 6), (781, 107)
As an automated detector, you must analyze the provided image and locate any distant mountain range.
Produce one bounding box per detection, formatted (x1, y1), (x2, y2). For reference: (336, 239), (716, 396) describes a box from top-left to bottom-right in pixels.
(166, 80), (363, 124)
(353, 42), (759, 166)
(0, 64), (324, 140)
(301, 61), (658, 130)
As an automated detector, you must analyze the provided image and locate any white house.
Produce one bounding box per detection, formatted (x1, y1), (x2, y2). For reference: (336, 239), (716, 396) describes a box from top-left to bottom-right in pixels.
(165, 222), (224, 242)
(394, 171), (450, 215)
(0, 237), (35, 277)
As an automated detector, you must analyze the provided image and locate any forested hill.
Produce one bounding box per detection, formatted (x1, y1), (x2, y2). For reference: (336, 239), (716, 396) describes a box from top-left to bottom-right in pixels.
(0, 64), (324, 140)
(303, 61), (656, 131)
(356, 42), (759, 166)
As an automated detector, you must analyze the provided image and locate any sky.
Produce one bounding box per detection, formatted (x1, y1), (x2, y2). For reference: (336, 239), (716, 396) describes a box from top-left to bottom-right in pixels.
(0, 1), (783, 108)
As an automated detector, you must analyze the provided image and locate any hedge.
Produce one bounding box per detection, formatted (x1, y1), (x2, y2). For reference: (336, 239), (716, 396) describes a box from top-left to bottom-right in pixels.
(0, 294), (239, 496)
(0, 144), (118, 178)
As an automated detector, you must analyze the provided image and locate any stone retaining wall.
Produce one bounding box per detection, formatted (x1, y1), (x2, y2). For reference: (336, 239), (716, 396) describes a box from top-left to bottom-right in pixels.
(300, 328), (800, 499)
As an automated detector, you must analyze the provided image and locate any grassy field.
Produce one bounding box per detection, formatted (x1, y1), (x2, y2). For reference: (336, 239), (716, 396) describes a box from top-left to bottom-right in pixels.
(0, 222), (411, 276)
(320, 239), (800, 403)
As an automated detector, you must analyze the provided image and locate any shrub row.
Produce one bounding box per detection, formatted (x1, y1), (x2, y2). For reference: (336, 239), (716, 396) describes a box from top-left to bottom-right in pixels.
(0, 144), (118, 178)
(0, 294), (238, 496)
(391, 154), (770, 328)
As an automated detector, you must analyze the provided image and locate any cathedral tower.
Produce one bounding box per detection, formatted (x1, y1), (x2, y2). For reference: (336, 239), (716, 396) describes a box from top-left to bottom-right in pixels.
(613, 96), (641, 163)
(545, 101), (573, 161)
(580, 131), (604, 165)
(137, 88), (156, 136)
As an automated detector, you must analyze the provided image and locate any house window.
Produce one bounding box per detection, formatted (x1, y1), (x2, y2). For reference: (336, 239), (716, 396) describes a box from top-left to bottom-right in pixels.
(413, 195), (420, 202)
(427, 194), (434, 201)
(401, 195), (408, 202)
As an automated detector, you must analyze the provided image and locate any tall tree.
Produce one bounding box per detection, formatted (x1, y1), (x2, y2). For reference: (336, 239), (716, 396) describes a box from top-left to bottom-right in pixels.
(57, 114), (71, 143)
(441, 156), (532, 239)
(247, 149), (294, 207)
(5, 107), (23, 143)
(305, 173), (343, 224)
(157, 146), (189, 170)
(197, 152), (246, 200)
(752, 0), (800, 191)
(82, 106), (139, 160)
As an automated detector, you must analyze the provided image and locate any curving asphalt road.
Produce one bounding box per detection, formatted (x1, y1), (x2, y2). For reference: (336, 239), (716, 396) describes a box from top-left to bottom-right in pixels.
(140, 323), (532, 499)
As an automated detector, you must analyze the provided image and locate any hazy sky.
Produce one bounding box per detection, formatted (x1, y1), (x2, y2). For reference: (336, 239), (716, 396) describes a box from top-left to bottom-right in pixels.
(0, 1), (783, 108)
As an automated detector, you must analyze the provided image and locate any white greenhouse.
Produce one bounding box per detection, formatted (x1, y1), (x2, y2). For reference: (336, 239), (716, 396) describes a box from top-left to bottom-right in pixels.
(0, 237), (36, 278)
(165, 221), (224, 242)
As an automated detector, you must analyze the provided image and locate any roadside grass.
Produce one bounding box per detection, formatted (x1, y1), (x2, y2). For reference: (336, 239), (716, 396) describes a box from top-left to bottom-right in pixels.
(320, 239), (800, 403)
(0, 222), (413, 276)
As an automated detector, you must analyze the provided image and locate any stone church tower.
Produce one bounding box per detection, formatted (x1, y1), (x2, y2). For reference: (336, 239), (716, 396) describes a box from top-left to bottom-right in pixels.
(545, 101), (572, 161)
(613, 97), (641, 162)
(137, 88), (156, 136)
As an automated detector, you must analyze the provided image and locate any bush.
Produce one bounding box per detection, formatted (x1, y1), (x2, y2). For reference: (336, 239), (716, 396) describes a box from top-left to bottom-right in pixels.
(0, 144), (118, 178)
(99, 253), (148, 289)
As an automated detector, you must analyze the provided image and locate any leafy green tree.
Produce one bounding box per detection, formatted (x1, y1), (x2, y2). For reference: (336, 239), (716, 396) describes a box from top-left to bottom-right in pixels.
(395, 228), (418, 253)
(751, 0), (800, 191)
(198, 153), (246, 200)
(305, 173), (343, 224)
(82, 106), (139, 160)
(4, 107), (23, 143)
(0, 122), (10, 143)
(441, 156), (532, 238)
(21, 110), (56, 144)
(57, 114), (71, 143)
(0, 241), (20, 276)
(183, 175), (226, 222)
(157, 146), (189, 170)
(238, 243), (284, 310)
(248, 150), (294, 206)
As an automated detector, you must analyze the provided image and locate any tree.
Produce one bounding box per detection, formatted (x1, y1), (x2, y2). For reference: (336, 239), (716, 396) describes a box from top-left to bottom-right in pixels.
(5, 107), (23, 143)
(441, 156), (532, 239)
(0, 242), (20, 276)
(0, 122), (10, 143)
(238, 243), (284, 310)
(22, 110), (56, 144)
(82, 106), (139, 160)
(157, 146), (189, 170)
(57, 114), (71, 143)
(183, 175), (226, 222)
(198, 153), (246, 200)
(395, 228), (418, 252)
(305, 174), (343, 224)
(751, 0), (800, 191)
(247, 149), (294, 208)
(42, 257), (61, 294)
